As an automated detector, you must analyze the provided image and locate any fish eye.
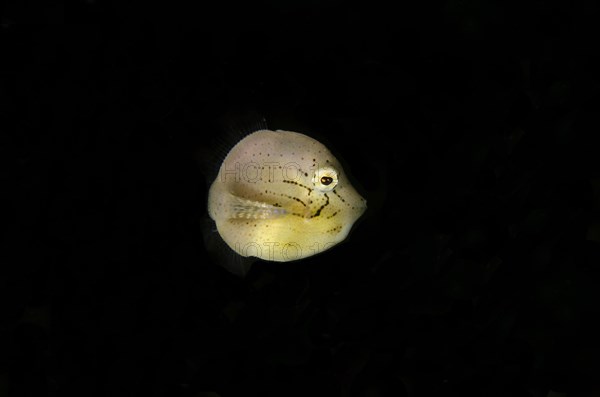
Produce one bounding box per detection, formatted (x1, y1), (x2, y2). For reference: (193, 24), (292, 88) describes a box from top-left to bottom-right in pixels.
(320, 176), (333, 185)
(312, 166), (338, 192)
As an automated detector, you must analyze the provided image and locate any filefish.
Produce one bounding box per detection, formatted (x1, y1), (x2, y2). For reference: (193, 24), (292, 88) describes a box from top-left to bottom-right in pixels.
(205, 126), (367, 276)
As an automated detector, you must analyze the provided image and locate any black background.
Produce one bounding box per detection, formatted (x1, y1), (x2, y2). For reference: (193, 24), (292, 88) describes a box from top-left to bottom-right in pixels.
(2, 0), (600, 396)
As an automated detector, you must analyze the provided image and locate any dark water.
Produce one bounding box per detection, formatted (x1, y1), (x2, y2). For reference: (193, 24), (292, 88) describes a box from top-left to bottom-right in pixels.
(2, 1), (600, 396)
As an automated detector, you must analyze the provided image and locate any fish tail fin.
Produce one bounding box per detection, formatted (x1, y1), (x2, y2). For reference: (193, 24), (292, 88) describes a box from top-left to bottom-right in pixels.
(200, 216), (257, 277)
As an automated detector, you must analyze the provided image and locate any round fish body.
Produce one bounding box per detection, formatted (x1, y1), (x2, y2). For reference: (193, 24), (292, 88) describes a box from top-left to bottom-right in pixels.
(208, 129), (367, 262)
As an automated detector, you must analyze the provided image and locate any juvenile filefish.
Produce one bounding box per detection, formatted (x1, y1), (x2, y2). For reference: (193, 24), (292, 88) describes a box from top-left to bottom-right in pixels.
(206, 128), (367, 275)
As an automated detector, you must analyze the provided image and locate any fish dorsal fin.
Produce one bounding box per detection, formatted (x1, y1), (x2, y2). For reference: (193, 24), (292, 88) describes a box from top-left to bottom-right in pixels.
(197, 110), (268, 188)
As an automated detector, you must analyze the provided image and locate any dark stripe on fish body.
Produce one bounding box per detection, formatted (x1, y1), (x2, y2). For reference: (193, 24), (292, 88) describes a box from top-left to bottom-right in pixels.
(332, 189), (347, 204)
(310, 193), (329, 218)
(264, 189), (307, 207)
(282, 179), (313, 194)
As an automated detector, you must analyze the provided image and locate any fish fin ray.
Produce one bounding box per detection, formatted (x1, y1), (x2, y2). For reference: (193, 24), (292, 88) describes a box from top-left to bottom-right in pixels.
(227, 194), (287, 220)
(197, 109), (268, 188)
(201, 216), (257, 277)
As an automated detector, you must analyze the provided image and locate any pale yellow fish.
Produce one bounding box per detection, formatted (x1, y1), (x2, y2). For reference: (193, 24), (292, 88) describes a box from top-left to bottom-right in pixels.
(207, 128), (367, 272)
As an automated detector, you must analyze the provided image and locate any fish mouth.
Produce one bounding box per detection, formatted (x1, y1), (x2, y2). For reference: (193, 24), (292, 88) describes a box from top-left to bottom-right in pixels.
(359, 196), (368, 211)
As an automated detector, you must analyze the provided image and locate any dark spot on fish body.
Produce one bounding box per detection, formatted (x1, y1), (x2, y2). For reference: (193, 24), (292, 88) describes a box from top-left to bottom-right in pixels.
(264, 189), (307, 207)
(282, 180), (313, 194)
(326, 225), (342, 233)
(333, 189), (346, 203)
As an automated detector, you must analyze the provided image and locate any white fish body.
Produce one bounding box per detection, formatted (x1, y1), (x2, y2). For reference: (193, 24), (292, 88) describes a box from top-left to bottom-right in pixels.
(207, 129), (367, 264)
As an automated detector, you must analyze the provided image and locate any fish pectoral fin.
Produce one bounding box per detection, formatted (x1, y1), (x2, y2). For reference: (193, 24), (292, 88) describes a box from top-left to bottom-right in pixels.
(227, 194), (287, 220)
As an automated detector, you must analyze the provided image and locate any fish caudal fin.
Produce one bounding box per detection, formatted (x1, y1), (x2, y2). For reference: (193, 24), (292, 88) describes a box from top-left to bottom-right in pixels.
(201, 216), (257, 277)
